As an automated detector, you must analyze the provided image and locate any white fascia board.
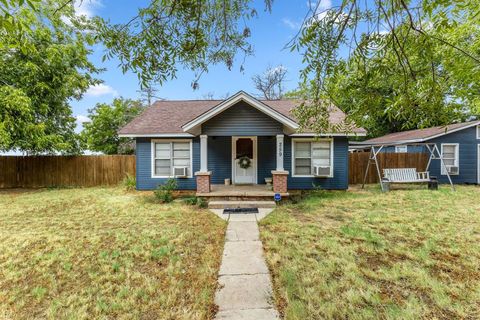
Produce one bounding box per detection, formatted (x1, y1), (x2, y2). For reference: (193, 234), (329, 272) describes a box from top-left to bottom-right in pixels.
(118, 133), (196, 138)
(181, 91), (299, 131)
(290, 132), (367, 137)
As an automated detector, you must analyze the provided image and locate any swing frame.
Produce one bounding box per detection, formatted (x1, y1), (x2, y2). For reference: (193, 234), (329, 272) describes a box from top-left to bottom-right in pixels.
(360, 142), (455, 191)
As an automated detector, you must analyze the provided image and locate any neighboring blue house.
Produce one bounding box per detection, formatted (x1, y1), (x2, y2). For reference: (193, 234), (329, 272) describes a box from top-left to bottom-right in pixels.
(119, 91), (366, 192)
(354, 121), (480, 184)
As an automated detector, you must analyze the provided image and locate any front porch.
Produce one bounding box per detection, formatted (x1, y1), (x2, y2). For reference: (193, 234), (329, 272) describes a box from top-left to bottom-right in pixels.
(195, 134), (290, 194)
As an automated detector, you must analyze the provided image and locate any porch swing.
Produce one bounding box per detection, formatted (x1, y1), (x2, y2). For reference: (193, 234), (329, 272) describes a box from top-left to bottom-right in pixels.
(361, 143), (455, 192)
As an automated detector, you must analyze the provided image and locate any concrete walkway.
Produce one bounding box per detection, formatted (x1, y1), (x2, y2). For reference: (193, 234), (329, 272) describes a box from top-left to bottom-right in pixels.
(214, 212), (279, 320)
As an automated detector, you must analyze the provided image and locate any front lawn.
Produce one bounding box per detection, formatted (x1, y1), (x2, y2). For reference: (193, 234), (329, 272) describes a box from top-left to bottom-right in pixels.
(0, 187), (226, 319)
(260, 185), (480, 319)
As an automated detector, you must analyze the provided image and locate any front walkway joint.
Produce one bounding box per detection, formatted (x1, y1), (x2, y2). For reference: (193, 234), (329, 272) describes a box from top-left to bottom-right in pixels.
(214, 211), (279, 320)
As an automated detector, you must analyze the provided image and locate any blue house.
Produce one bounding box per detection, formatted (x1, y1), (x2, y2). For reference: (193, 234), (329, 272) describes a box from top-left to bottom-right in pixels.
(355, 120), (480, 184)
(119, 91), (366, 193)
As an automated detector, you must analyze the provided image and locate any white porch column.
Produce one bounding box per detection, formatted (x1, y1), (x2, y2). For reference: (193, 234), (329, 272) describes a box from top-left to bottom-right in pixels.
(276, 134), (284, 171)
(200, 135), (208, 172)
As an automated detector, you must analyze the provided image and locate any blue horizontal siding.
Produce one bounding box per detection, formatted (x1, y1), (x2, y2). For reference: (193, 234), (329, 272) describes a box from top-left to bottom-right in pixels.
(135, 136), (351, 190)
(375, 125), (479, 184)
(258, 136), (276, 184)
(428, 126), (479, 184)
(202, 101), (284, 136)
(208, 136), (231, 184)
(136, 137), (199, 190)
(285, 136), (349, 190)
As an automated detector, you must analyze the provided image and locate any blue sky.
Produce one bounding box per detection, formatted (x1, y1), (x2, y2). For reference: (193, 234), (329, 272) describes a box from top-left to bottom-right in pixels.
(72, 0), (333, 130)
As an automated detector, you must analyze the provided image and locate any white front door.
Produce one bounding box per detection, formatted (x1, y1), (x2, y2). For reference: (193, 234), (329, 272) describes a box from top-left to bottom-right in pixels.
(232, 137), (257, 184)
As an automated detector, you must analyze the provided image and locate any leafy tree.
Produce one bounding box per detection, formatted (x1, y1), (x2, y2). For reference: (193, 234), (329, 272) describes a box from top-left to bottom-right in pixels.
(252, 65), (288, 100)
(323, 32), (477, 137)
(289, 0), (480, 134)
(0, 1), (100, 154)
(82, 98), (145, 155)
(287, 21), (480, 137)
(97, 0), (273, 88)
(93, 0), (480, 135)
(0, 0), (39, 34)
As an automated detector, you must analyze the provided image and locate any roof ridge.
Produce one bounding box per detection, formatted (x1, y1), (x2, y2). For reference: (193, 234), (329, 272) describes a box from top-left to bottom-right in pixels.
(151, 99), (300, 103)
(153, 99), (223, 102)
(379, 120), (479, 136)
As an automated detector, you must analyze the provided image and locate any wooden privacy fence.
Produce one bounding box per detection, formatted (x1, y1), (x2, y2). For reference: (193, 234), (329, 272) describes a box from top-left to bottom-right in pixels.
(0, 155), (135, 188)
(1, 153), (429, 188)
(349, 152), (429, 184)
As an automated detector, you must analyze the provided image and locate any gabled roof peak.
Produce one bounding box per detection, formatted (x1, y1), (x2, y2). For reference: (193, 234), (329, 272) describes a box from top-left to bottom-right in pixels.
(181, 91), (299, 132)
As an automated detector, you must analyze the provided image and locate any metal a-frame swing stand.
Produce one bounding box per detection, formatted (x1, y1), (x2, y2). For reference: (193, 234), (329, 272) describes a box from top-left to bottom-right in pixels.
(361, 143), (455, 192)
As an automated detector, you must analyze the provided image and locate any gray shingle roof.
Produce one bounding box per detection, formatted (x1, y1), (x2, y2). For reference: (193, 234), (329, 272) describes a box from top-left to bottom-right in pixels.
(357, 120), (480, 145)
(119, 99), (366, 135)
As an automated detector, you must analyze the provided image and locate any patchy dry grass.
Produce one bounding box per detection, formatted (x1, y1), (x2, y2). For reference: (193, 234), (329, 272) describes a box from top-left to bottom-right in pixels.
(260, 185), (480, 319)
(0, 187), (226, 319)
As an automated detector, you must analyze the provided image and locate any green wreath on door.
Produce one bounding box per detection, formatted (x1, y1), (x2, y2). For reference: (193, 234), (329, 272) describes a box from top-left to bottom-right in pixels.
(238, 156), (252, 169)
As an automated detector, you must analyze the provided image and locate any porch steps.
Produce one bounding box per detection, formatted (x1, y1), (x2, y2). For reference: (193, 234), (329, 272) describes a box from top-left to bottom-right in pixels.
(208, 200), (276, 209)
(204, 195), (275, 202)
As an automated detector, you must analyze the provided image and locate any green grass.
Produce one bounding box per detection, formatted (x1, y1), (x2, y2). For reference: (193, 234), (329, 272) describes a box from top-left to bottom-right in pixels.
(260, 185), (480, 319)
(0, 187), (226, 319)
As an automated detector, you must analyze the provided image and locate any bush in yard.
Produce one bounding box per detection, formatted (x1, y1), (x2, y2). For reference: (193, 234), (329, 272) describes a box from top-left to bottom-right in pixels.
(182, 196), (207, 208)
(122, 174), (136, 191)
(182, 196), (198, 206)
(196, 197), (207, 208)
(154, 179), (178, 203)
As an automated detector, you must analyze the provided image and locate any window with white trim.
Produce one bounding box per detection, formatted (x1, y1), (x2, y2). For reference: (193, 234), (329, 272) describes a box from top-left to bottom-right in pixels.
(476, 125), (480, 139)
(292, 139), (333, 177)
(441, 143), (459, 175)
(152, 140), (192, 177)
(395, 145), (407, 153)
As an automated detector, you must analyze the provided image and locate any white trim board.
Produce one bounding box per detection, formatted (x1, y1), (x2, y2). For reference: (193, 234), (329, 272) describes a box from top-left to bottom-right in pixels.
(290, 132), (366, 137)
(119, 133), (195, 138)
(182, 91), (299, 132)
(123, 132), (364, 139)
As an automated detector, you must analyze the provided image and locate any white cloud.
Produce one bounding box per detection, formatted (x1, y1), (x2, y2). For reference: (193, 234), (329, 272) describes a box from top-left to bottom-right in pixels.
(75, 115), (90, 133)
(307, 0), (332, 11)
(282, 18), (301, 30)
(76, 115), (91, 124)
(85, 84), (118, 97)
(74, 0), (103, 18)
(305, 0), (333, 23)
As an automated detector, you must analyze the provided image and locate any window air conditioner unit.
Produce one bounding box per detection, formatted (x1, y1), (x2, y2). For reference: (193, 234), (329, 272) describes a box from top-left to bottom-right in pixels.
(446, 165), (459, 175)
(313, 166), (331, 177)
(173, 167), (188, 178)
